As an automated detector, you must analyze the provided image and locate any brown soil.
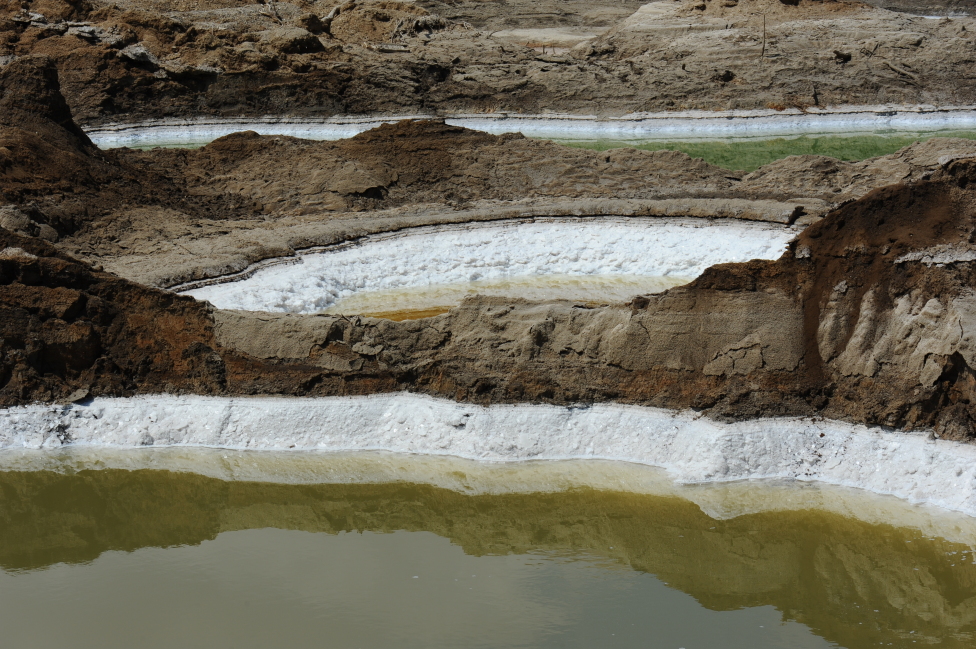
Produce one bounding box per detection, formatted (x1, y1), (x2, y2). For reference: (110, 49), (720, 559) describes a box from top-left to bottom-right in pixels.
(6, 55), (976, 289)
(1, 0), (974, 123)
(3, 28), (976, 441)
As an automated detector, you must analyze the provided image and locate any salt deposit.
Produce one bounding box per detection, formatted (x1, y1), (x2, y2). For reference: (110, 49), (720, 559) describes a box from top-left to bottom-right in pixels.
(85, 106), (976, 149)
(3, 393), (976, 519)
(182, 218), (795, 313)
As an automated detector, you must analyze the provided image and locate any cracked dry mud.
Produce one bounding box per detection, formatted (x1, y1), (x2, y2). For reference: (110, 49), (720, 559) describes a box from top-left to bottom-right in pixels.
(3, 0), (976, 443)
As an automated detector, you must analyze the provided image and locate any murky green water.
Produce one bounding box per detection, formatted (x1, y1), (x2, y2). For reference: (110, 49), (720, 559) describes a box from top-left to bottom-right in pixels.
(556, 132), (976, 172)
(119, 130), (976, 173)
(0, 459), (974, 649)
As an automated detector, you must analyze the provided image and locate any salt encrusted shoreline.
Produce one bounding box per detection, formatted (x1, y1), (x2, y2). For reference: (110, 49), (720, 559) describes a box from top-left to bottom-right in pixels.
(84, 105), (976, 148)
(2, 447), (975, 543)
(182, 218), (795, 313)
(3, 393), (976, 518)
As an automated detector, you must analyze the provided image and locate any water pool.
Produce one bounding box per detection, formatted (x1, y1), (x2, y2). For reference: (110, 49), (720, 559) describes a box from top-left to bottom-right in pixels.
(182, 218), (794, 317)
(558, 131), (976, 172)
(0, 456), (973, 649)
(86, 110), (976, 171)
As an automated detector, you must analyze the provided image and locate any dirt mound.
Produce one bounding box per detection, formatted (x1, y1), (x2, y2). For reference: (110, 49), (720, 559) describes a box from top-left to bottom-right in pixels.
(0, 54), (92, 147)
(0, 56), (275, 236)
(4, 160), (976, 439)
(327, 1), (437, 44)
(790, 159), (976, 435)
(0, 232), (228, 405)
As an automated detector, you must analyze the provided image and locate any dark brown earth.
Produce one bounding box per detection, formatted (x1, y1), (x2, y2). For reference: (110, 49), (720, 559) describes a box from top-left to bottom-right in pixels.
(4, 128), (976, 440)
(3, 35), (976, 439)
(2, 0), (975, 124)
(6, 56), (976, 288)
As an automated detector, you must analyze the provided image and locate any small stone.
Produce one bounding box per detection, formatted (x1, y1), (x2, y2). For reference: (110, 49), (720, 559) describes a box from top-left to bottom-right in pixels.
(260, 27), (324, 54)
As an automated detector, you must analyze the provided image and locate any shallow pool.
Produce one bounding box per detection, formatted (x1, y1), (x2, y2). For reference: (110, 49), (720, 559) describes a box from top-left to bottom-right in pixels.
(110, 128), (976, 173)
(320, 273), (691, 320)
(558, 131), (976, 172)
(0, 455), (973, 649)
(183, 218), (794, 316)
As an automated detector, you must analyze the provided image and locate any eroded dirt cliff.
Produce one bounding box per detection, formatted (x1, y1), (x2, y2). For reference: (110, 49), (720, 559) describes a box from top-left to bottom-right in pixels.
(4, 158), (976, 438)
(3, 49), (976, 439)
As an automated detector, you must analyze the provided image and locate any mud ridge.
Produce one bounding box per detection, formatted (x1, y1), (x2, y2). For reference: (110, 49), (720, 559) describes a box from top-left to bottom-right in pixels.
(3, 47), (976, 448)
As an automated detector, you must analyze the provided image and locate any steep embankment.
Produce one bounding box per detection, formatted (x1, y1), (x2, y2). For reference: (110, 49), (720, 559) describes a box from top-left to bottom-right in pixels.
(2, 53), (976, 439)
(4, 158), (976, 438)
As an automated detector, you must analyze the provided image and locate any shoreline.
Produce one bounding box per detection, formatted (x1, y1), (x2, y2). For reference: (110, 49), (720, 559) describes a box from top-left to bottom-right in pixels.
(178, 217), (795, 311)
(3, 392), (976, 519)
(84, 105), (976, 148)
(2, 447), (975, 543)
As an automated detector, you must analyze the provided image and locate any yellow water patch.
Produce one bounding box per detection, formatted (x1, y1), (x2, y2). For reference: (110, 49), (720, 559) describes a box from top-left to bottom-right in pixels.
(322, 273), (691, 318)
(0, 463), (974, 649)
(359, 306), (454, 321)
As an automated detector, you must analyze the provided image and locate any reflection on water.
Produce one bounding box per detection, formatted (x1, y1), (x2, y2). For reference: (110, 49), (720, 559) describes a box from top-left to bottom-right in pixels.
(0, 465), (974, 648)
(322, 273), (691, 320)
(557, 131), (976, 172)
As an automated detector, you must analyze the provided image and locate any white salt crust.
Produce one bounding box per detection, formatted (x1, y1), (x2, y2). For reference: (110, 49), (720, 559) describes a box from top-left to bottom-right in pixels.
(84, 105), (976, 148)
(3, 393), (976, 520)
(183, 218), (795, 313)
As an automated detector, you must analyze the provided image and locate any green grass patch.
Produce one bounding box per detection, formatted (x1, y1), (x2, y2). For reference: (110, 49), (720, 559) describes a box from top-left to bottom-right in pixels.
(554, 131), (976, 172)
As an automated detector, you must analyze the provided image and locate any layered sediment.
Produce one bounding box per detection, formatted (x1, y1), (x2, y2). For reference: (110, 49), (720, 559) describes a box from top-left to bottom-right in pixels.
(5, 56), (976, 288)
(2, 51), (976, 446)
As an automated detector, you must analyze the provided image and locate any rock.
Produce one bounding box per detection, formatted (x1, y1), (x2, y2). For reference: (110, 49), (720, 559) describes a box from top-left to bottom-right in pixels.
(260, 27), (324, 54)
(0, 207), (37, 237)
(36, 224), (59, 242)
(66, 24), (98, 40)
(119, 43), (160, 66)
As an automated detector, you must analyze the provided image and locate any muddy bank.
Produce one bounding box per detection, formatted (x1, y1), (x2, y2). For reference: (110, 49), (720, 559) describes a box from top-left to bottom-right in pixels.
(5, 56), (976, 289)
(2, 0), (976, 123)
(3, 53), (976, 440)
(4, 155), (976, 438)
